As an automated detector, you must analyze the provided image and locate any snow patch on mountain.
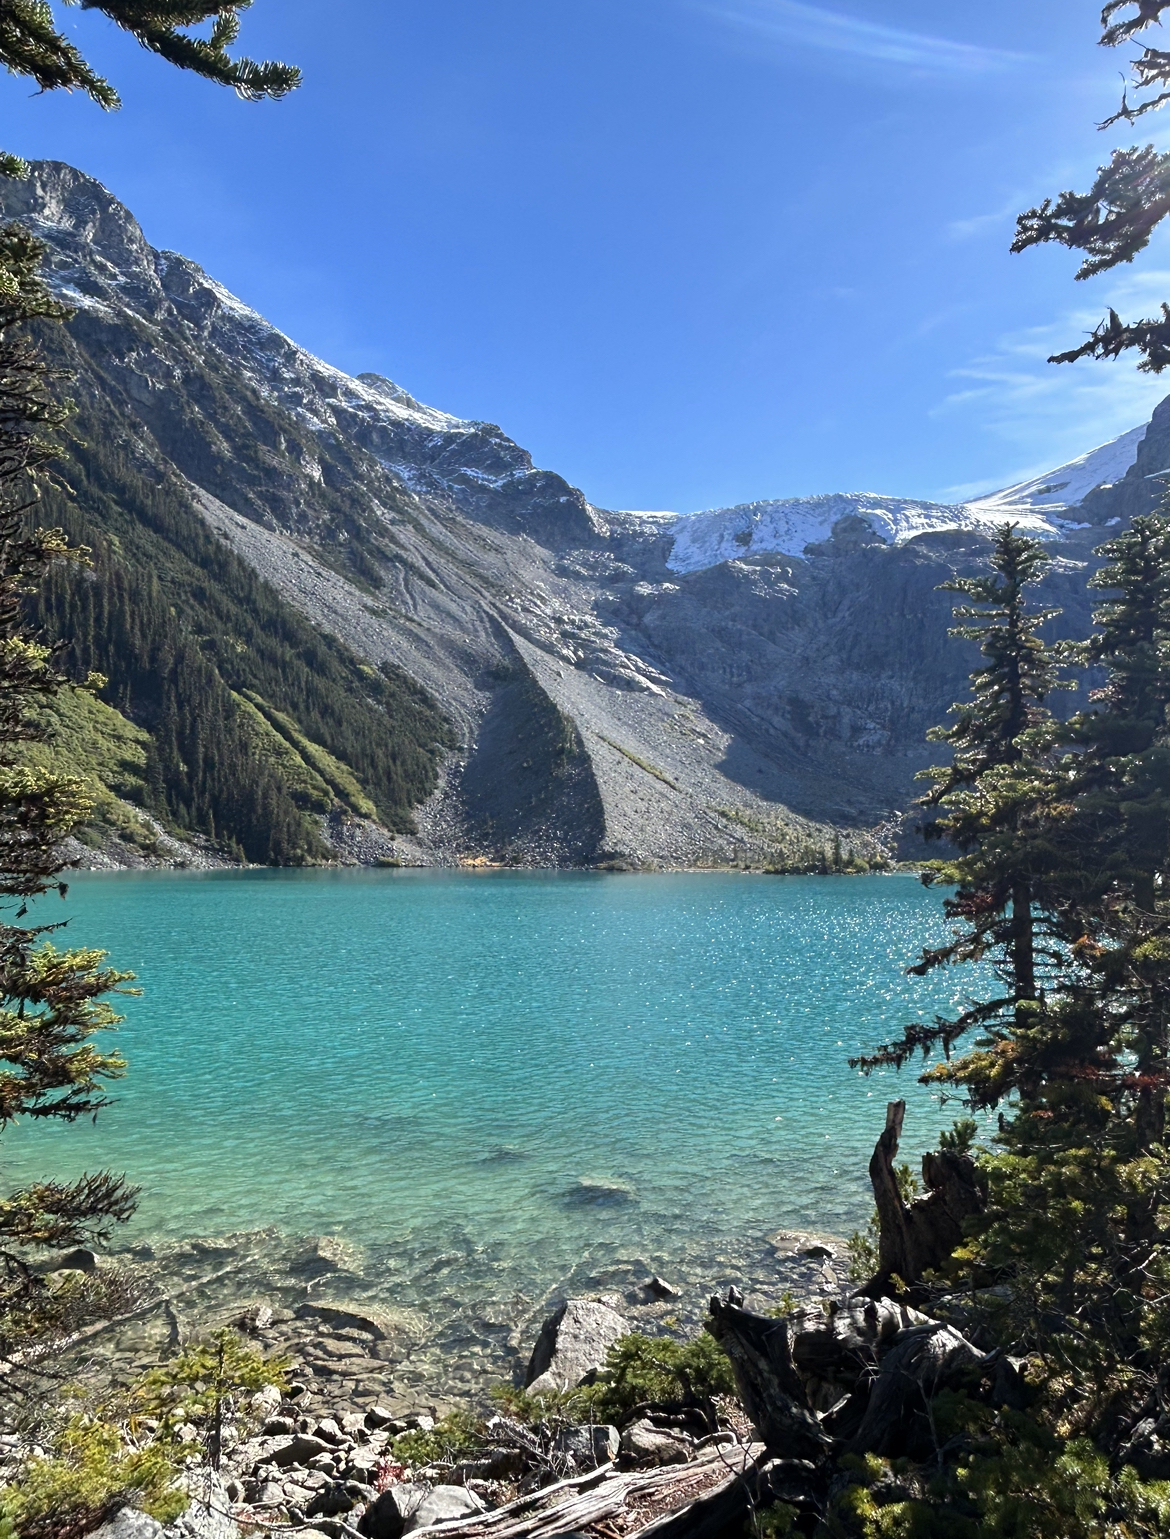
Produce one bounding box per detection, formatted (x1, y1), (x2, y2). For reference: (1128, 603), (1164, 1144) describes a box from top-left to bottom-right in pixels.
(659, 492), (1059, 574)
(965, 424), (1147, 520)
(652, 424), (1148, 574)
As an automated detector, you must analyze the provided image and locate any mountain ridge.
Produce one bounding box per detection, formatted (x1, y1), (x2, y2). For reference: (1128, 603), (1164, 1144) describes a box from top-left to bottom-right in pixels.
(1, 159), (1155, 868)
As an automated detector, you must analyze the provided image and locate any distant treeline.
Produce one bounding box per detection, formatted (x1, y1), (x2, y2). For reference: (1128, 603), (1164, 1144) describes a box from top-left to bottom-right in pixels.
(27, 398), (451, 864)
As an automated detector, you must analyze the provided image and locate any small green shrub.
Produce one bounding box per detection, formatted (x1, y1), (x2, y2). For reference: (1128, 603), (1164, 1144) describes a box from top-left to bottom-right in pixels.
(0, 1330), (288, 1537)
(939, 1119), (978, 1156)
(846, 1222), (880, 1284)
(0, 1415), (185, 1539)
(506, 1330), (737, 1427)
(594, 1331), (735, 1418)
(766, 1290), (799, 1318)
(826, 1415), (1170, 1539)
(136, 1327), (288, 1467)
(391, 1410), (482, 1468)
(751, 1501), (799, 1537)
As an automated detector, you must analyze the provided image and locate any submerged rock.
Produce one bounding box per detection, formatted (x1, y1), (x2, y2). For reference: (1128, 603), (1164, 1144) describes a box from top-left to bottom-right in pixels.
(766, 1229), (842, 1261)
(291, 1237), (363, 1279)
(524, 1297), (628, 1396)
(644, 1275), (680, 1299)
(563, 1178), (636, 1208)
(294, 1300), (421, 1342)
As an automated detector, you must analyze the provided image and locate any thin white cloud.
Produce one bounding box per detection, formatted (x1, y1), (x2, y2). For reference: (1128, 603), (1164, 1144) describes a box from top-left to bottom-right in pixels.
(930, 268), (1170, 500)
(947, 195), (1026, 242)
(702, 0), (1031, 75)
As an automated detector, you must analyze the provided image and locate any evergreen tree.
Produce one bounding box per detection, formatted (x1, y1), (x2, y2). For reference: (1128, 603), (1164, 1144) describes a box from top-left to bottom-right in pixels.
(1013, 3), (1170, 371)
(842, 521), (1170, 1536)
(0, 228), (138, 1288)
(0, 0), (296, 1295)
(855, 525), (1070, 1103)
(1062, 512), (1170, 919)
(945, 514), (1170, 1505)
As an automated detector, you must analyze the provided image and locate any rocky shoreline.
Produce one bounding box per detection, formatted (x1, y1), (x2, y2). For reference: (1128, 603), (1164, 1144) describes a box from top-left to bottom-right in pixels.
(0, 1227), (850, 1538)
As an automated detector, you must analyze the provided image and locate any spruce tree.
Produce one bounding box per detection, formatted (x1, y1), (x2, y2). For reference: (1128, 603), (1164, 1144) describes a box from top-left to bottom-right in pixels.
(0, 3), (297, 173)
(1013, 3), (1170, 371)
(950, 518), (1170, 1497)
(0, 0), (296, 1298)
(843, 520), (1170, 1535)
(1064, 512), (1170, 919)
(855, 525), (1070, 1103)
(0, 225), (139, 1290)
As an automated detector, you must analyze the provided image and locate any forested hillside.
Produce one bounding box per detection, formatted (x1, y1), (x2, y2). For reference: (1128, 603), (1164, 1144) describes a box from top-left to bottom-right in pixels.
(28, 393), (452, 864)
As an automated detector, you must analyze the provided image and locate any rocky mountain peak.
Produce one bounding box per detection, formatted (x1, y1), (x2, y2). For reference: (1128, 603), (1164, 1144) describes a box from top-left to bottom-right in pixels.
(5, 159), (166, 312)
(1, 160), (603, 550)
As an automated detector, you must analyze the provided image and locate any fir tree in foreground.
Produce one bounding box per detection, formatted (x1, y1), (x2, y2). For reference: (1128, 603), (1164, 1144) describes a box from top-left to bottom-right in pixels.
(0, 228), (139, 1313)
(1014, 2), (1170, 371)
(0, 0), (297, 1329)
(705, 522), (1170, 1538)
(847, 522), (1170, 1535)
(0, 2), (297, 182)
(857, 526), (1071, 1090)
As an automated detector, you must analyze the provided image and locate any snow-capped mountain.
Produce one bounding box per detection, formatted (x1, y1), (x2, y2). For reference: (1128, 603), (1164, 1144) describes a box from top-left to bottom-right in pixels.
(965, 425), (1148, 522)
(1, 159), (1160, 866)
(654, 425), (1150, 575)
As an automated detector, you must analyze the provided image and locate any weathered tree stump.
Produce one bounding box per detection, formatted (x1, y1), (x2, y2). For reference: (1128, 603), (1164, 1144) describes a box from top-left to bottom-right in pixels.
(848, 1319), (988, 1459)
(857, 1100), (985, 1300)
(787, 1295), (932, 1427)
(705, 1294), (829, 1460)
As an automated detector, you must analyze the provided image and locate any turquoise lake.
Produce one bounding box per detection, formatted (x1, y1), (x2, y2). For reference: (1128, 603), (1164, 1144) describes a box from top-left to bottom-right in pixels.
(6, 869), (968, 1304)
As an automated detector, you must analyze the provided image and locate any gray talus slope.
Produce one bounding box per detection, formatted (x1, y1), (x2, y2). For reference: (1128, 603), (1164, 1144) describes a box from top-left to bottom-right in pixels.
(8, 160), (878, 866)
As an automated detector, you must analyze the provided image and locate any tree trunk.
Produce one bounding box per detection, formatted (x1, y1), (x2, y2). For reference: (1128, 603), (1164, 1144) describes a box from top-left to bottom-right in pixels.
(705, 1294), (829, 1460)
(1011, 877), (1036, 1016)
(856, 1101), (984, 1300)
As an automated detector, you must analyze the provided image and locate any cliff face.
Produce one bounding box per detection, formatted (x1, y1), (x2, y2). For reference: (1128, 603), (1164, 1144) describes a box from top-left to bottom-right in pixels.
(0, 161), (1147, 866)
(1078, 394), (1170, 527)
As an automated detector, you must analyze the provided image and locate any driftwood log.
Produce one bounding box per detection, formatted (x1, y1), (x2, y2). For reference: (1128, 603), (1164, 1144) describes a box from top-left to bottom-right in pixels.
(361, 1443), (766, 1538)
(857, 1100), (984, 1299)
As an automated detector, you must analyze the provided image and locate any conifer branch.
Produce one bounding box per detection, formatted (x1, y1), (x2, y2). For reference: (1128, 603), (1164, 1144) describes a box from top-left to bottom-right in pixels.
(75, 3), (301, 102)
(1013, 4), (1170, 364)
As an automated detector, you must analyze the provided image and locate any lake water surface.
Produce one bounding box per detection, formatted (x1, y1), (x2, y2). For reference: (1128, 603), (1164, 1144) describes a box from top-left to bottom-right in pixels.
(7, 870), (968, 1297)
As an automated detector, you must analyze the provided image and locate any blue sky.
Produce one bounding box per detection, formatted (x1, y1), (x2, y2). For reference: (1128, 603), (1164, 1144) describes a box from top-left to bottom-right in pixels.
(2, 0), (1168, 511)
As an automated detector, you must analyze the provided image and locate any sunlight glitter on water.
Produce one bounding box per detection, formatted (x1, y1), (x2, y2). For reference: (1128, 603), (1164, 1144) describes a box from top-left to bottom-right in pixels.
(7, 870), (966, 1287)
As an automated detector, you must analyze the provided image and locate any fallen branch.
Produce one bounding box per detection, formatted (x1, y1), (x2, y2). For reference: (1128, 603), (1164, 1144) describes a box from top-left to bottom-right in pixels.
(380, 1443), (765, 1539)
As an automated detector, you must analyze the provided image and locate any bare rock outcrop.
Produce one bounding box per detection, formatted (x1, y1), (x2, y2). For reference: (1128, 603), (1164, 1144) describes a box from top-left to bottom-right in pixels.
(524, 1297), (629, 1397)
